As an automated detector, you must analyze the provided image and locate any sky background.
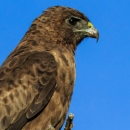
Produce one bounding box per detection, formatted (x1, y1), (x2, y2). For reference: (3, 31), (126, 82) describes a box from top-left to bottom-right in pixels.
(0, 0), (130, 130)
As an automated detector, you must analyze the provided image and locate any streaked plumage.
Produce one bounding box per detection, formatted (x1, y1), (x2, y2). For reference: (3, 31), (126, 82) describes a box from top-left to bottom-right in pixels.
(0, 6), (98, 130)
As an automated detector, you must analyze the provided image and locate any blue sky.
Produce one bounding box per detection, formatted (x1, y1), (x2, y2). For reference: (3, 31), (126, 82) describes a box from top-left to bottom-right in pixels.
(0, 0), (130, 130)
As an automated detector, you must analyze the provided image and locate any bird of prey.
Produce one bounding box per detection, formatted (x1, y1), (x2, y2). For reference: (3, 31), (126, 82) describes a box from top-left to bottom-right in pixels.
(0, 6), (99, 130)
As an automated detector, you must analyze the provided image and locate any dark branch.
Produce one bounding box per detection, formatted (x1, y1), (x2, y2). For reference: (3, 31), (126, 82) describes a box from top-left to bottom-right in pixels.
(64, 113), (74, 130)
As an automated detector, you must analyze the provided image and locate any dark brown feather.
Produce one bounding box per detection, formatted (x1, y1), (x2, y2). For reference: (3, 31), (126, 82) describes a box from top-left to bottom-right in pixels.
(0, 51), (57, 129)
(0, 6), (94, 130)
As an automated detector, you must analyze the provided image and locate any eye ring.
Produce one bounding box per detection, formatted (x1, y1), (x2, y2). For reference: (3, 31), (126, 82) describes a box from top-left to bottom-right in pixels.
(68, 16), (81, 26)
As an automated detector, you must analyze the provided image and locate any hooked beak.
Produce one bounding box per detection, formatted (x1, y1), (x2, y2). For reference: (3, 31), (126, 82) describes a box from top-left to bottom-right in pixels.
(75, 22), (99, 42)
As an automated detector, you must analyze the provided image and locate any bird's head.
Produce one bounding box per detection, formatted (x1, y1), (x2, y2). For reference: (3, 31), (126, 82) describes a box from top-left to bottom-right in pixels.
(30, 6), (99, 50)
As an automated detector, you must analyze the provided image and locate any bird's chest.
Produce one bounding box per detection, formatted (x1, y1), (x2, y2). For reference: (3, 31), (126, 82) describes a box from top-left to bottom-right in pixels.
(49, 48), (76, 124)
(52, 50), (75, 91)
(51, 48), (76, 101)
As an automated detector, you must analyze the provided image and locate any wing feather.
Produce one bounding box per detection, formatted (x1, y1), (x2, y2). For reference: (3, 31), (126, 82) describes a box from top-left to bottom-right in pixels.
(0, 51), (57, 130)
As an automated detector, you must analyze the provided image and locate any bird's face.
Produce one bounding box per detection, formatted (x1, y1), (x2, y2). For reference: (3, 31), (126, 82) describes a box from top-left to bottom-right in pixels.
(51, 7), (99, 45)
(48, 6), (99, 46)
(65, 15), (99, 42)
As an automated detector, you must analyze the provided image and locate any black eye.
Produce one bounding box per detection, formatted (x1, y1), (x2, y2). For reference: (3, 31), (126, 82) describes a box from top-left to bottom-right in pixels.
(68, 17), (80, 26)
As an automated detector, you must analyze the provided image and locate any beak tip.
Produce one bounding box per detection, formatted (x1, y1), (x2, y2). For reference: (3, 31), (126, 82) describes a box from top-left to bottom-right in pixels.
(96, 31), (99, 43)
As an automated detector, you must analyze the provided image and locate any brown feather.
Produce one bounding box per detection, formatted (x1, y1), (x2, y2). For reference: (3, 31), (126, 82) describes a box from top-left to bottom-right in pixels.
(0, 6), (97, 130)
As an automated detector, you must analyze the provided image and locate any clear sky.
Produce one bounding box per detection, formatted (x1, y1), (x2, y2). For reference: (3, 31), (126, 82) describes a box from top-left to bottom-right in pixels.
(0, 0), (130, 130)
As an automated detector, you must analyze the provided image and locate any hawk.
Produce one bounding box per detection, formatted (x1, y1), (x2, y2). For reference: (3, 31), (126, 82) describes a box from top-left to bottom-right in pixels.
(0, 6), (99, 130)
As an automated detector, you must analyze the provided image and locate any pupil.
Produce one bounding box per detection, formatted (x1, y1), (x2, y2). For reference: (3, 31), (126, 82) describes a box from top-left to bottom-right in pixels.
(69, 18), (77, 26)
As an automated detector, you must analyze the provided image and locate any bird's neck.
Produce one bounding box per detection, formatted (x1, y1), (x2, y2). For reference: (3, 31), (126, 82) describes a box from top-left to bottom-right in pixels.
(17, 27), (76, 55)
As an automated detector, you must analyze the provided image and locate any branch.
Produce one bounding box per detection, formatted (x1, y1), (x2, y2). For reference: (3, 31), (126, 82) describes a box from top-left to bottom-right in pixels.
(64, 113), (74, 130)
